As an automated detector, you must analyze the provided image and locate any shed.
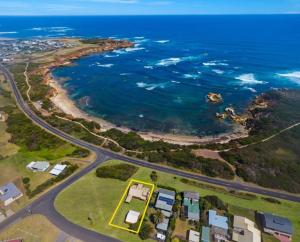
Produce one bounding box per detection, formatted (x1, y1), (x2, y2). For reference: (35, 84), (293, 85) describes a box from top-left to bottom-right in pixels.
(189, 229), (200, 242)
(125, 210), (140, 224)
(49, 164), (67, 176)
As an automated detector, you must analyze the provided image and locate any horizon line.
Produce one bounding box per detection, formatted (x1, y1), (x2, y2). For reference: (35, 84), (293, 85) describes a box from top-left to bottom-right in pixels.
(0, 13), (300, 17)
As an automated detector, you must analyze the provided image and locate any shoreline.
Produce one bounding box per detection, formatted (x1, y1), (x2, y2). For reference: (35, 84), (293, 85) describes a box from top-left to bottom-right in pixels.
(37, 38), (249, 146)
(49, 75), (249, 146)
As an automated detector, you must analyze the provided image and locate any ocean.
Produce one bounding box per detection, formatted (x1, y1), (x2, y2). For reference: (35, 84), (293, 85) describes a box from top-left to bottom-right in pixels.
(1, 15), (300, 136)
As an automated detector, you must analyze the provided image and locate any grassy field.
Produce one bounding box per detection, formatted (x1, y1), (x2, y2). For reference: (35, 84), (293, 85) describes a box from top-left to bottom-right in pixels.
(55, 159), (300, 242)
(0, 214), (81, 242)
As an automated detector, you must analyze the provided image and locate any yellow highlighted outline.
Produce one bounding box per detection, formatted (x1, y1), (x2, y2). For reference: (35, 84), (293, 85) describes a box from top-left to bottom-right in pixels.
(109, 179), (155, 233)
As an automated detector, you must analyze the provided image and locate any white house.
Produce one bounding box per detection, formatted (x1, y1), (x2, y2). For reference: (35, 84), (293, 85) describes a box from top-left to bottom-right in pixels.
(49, 164), (67, 176)
(27, 161), (50, 172)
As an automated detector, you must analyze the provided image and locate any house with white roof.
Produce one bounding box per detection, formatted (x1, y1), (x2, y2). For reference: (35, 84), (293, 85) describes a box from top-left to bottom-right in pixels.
(49, 164), (67, 176)
(0, 183), (23, 206)
(125, 210), (140, 224)
(232, 216), (261, 242)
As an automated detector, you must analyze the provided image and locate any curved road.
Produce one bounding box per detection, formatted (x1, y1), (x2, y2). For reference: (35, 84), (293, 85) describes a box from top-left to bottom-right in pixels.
(1, 64), (300, 241)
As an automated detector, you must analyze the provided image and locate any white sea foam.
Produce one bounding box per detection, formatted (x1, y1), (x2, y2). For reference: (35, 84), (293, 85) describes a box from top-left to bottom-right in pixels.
(136, 82), (168, 91)
(212, 69), (225, 75)
(144, 66), (154, 69)
(125, 47), (145, 52)
(104, 54), (119, 58)
(156, 55), (202, 67)
(244, 87), (257, 93)
(171, 80), (181, 84)
(134, 36), (144, 39)
(138, 114), (144, 118)
(96, 63), (114, 68)
(155, 40), (170, 44)
(277, 71), (300, 84)
(203, 60), (228, 67)
(120, 73), (131, 76)
(29, 27), (73, 33)
(0, 31), (17, 34)
(113, 49), (126, 54)
(183, 73), (201, 79)
(235, 74), (266, 85)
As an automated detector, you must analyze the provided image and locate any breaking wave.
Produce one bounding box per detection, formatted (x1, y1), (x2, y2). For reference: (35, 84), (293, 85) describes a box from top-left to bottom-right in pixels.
(155, 40), (170, 44)
(29, 27), (73, 33)
(212, 69), (224, 75)
(96, 63), (114, 68)
(0, 31), (18, 34)
(136, 82), (169, 91)
(277, 71), (300, 84)
(203, 60), (228, 67)
(156, 55), (201, 67)
(235, 74), (266, 85)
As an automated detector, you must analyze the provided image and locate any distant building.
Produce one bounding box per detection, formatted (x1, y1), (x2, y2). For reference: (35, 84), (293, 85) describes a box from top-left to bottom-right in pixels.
(0, 183), (23, 206)
(125, 183), (150, 203)
(155, 189), (176, 212)
(183, 191), (200, 221)
(208, 210), (229, 242)
(49, 164), (67, 176)
(188, 229), (200, 242)
(125, 210), (140, 224)
(232, 216), (261, 242)
(157, 233), (166, 241)
(156, 218), (170, 232)
(201, 226), (211, 242)
(27, 161), (50, 172)
(259, 212), (293, 241)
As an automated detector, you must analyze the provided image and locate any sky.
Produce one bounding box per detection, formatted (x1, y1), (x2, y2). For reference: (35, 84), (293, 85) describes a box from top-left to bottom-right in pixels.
(0, 0), (300, 16)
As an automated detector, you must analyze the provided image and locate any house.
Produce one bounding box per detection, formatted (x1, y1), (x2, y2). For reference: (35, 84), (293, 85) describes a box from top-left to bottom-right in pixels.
(49, 164), (67, 176)
(232, 216), (261, 242)
(125, 183), (150, 203)
(125, 210), (140, 224)
(189, 229), (200, 242)
(201, 226), (210, 242)
(183, 191), (200, 221)
(259, 212), (293, 241)
(155, 189), (176, 212)
(208, 210), (229, 242)
(0, 183), (23, 206)
(156, 218), (170, 232)
(208, 210), (228, 230)
(27, 161), (50, 172)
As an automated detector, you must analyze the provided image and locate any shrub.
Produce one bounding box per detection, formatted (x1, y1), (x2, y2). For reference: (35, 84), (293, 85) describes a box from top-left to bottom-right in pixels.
(261, 197), (281, 204)
(95, 164), (138, 181)
(139, 223), (154, 240)
(204, 195), (227, 211)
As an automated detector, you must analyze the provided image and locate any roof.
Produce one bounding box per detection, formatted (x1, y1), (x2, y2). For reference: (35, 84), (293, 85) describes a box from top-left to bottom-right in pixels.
(158, 188), (176, 196)
(155, 190), (175, 212)
(0, 183), (22, 202)
(125, 210), (140, 224)
(189, 230), (200, 242)
(27, 161), (49, 171)
(261, 213), (293, 235)
(233, 216), (261, 242)
(201, 226), (210, 242)
(49, 164), (67, 176)
(183, 197), (200, 220)
(156, 218), (169, 231)
(208, 210), (228, 230)
(184, 191), (199, 200)
(161, 210), (172, 218)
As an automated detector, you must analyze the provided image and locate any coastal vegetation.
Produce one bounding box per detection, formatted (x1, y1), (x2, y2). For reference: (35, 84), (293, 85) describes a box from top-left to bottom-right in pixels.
(220, 90), (300, 193)
(55, 159), (300, 242)
(95, 163), (138, 181)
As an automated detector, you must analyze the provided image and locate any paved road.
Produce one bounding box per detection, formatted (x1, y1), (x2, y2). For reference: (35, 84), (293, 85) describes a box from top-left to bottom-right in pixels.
(1, 64), (300, 241)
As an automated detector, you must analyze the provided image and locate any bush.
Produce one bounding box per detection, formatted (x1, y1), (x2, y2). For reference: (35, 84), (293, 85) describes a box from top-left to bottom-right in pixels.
(139, 223), (154, 240)
(95, 164), (138, 181)
(22, 177), (30, 184)
(204, 195), (227, 211)
(261, 197), (281, 204)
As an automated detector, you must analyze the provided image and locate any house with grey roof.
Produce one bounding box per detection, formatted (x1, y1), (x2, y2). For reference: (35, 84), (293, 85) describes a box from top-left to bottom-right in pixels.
(0, 183), (23, 206)
(27, 161), (50, 172)
(183, 191), (200, 221)
(259, 212), (293, 240)
(156, 218), (170, 232)
(155, 189), (176, 212)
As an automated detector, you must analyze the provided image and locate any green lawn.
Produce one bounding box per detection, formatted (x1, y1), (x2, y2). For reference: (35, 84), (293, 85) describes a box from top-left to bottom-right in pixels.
(55, 159), (300, 242)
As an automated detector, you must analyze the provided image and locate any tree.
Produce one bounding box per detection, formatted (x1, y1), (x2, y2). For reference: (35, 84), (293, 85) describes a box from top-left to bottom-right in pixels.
(139, 223), (154, 240)
(150, 171), (158, 182)
(152, 210), (164, 225)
